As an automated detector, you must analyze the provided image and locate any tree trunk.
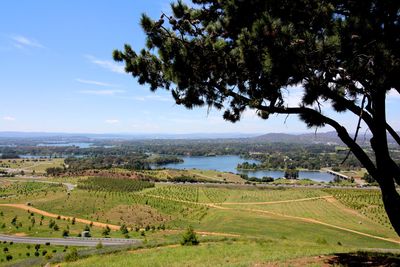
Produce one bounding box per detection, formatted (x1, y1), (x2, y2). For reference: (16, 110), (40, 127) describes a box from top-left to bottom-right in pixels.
(380, 179), (400, 236)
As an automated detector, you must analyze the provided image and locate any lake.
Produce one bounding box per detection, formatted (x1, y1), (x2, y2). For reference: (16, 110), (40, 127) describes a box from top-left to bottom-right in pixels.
(159, 155), (334, 182)
(36, 142), (93, 148)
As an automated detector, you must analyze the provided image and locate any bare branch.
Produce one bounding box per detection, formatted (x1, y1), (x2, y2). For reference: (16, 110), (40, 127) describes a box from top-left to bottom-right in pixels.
(341, 94), (367, 164)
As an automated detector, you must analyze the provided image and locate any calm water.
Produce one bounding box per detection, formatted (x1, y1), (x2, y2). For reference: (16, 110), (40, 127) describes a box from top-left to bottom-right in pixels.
(160, 155), (333, 182)
(37, 142), (93, 148)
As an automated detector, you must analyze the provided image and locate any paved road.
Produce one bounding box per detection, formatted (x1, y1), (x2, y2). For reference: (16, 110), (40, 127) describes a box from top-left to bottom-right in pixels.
(0, 234), (142, 247)
(6, 177), (77, 191)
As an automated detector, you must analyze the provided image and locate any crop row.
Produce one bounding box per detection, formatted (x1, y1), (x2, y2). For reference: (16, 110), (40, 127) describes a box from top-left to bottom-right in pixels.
(326, 189), (393, 229)
(77, 177), (154, 192)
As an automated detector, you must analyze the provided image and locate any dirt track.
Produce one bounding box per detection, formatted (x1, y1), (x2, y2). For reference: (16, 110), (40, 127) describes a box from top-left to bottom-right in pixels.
(1, 195), (399, 245)
(233, 206), (400, 245)
(138, 194), (400, 245)
(0, 203), (121, 230)
(0, 203), (240, 237)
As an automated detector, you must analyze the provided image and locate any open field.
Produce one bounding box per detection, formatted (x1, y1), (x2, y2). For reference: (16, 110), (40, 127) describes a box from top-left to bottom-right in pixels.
(327, 188), (393, 230)
(0, 240), (72, 265)
(0, 177), (398, 266)
(138, 168), (244, 183)
(62, 240), (350, 267)
(0, 158), (64, 175)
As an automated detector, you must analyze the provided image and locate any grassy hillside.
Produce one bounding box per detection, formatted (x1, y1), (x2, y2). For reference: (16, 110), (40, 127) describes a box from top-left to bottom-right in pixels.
(0, 179), (398, 266)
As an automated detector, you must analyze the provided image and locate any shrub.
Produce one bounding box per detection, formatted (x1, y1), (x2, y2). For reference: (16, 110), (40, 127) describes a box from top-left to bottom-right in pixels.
(49, 219), (56, 228)
(181, 226), (199, 246)
(45, 252), (53, 260)
(62, 229), (69, 237)
(102, 226), (111, 237)
(65, 248), (79, 262)
(120, 224), (129, 234)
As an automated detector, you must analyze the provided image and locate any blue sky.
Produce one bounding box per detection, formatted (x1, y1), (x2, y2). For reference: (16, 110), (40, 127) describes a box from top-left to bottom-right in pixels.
(0, 0), (399, 134)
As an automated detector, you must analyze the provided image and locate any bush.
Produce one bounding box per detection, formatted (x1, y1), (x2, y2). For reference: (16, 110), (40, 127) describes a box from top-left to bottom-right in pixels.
(181, 226), (199, 246)
(120, 224), (129, 234)
(62, 229), (69, 237)
(102, 226), (111, 237)
(96, 242), (103, 249)
(65, 248), (79, 262)
(45, 252), (53, 260)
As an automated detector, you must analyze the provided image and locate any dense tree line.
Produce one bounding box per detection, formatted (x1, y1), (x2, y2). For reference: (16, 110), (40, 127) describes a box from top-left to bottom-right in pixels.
(4, 140), (398, 173)
(241, 150), (366, 170)
(64, 156), (151, 172)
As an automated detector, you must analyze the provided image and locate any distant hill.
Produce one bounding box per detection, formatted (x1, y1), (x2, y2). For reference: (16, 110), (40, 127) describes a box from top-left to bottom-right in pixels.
(253, 131), (399, 145)
(253, 131), (342, 144)
(0, 131), (397, 145)
(0, 131), (259, 140)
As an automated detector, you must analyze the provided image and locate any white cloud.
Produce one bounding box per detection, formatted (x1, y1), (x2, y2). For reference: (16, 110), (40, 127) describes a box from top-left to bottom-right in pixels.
(105, 119), (120, 124)
(85, 55), (125, 74)
(118, 94), (173, 102)
(3, 116), (15, 121)
(145, 95), (171, 102)
(76, 79), (118, 87)
(11, 35), (44, 49)
(282, 85), (304, 107)
(79, 89), (125, 96)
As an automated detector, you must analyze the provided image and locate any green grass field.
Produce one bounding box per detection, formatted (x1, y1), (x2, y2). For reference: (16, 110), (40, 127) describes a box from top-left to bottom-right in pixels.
(0, 158), (64, 174)
(0, 241), (71, 265)
(62, 240), (350, 267)
(0, 178), (398, 266)
(139, 169), (244, 183)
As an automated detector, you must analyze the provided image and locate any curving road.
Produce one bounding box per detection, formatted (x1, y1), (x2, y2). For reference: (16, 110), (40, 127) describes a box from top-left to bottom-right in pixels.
(5, 177), (77, 192)
(0, 234), (142, 247)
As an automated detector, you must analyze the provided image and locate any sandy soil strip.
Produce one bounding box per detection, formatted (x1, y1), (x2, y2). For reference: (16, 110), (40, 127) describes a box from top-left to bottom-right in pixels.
(138, 194), (400, 244)
(0, 203), (121, 230)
